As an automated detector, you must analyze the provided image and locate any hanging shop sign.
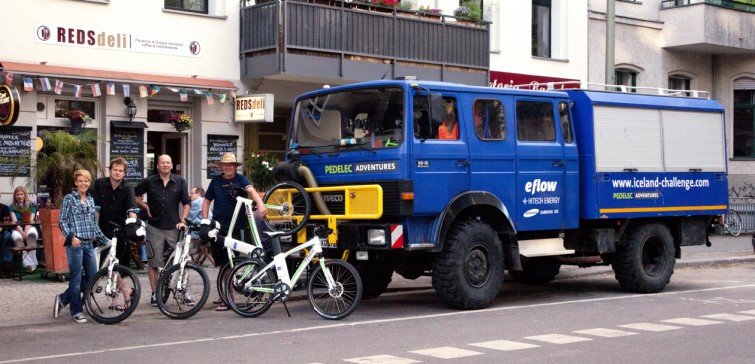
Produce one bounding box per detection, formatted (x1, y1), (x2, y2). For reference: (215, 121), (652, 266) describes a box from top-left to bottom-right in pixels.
(234, 94), (273, 123)
(0, 85), (20, 126)
(207, 134), (239, 179)
(35, 24), (202, 57)
(0, 126), (31, 177)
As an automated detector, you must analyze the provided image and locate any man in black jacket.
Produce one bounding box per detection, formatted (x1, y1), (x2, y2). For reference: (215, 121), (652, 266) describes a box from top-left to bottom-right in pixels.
(93, 157), (138, 267)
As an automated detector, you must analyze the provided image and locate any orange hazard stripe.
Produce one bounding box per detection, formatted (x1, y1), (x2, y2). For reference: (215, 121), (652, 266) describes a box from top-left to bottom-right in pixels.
(599, 205), (727, 214)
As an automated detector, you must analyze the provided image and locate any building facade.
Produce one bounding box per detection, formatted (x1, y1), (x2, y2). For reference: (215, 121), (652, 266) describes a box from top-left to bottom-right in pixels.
(587, 0), (755, 196)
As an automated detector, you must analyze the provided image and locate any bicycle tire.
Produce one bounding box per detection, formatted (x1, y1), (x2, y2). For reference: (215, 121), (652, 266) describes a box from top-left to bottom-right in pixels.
(225, 260), (275, 318)
(156, 263), (210, 319)
(308, 260), (362, 320)
(725, 210), (743, 236)
(263, 181), (311, 236)
(216, 257), (248, 307)
(85, 265), (141, 325)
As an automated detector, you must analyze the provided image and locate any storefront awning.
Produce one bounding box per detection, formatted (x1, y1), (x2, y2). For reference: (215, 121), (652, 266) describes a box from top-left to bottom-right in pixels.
(0, 61), (236, 90)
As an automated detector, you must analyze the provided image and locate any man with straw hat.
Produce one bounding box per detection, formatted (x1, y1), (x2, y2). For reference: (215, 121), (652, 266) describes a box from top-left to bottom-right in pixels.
(202, 152), (266, 310)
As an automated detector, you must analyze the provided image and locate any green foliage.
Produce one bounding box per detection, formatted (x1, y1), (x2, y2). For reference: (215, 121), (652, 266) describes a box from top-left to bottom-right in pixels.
(397, 1), (413, 11)
(35, 130), (100, 208)
(460, 1), (481, 21)
(243, 153), (279, 192)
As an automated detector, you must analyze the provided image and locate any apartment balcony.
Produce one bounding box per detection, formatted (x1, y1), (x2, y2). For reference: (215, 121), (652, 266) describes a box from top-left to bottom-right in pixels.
(240, 0), (490, 86)
(660, 0), (755, 54)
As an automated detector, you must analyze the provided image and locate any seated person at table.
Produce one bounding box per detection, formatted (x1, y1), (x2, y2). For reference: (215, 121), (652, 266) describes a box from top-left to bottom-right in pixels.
(9, 186), (39, 272)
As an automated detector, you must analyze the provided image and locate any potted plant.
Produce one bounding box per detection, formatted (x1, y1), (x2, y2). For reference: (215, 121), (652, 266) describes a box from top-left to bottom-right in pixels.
(243, 152), (279, 193)
(454, 1), (481, 24)
(65, 109), (93, 132)
(170, 113), (192, 132)
(15, 203), (35, 223)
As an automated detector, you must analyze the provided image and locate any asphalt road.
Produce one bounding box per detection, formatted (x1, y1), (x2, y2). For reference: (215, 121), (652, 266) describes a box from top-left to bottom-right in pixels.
(1, 263), (753, 363)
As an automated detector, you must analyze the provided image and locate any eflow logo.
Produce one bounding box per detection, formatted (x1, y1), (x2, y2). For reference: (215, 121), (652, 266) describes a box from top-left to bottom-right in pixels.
(525, 179), (558, 195)
(523, 208), (539, 218)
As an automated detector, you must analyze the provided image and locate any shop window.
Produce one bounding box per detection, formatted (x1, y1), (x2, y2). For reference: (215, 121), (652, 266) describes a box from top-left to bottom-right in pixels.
(165, 0), (208, 14)
(516, 101), (555, 142)
(733, 87), (755, 158)
(668, 75), (692, 96)
(54, 99), (96, 120)
(473, 99), (505, 140)
(148, 108), (189, 124)
(532, 0), (551, 58)
(615, 69), (637, 92)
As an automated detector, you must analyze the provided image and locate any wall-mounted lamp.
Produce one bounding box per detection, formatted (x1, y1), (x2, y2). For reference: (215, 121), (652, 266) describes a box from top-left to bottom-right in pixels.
(124, 97), (137, 121)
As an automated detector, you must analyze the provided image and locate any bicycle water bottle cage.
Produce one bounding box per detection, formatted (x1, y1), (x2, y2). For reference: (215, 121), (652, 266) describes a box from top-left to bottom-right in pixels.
(273, 282), (292, 302)
(250, 247), (266, 260)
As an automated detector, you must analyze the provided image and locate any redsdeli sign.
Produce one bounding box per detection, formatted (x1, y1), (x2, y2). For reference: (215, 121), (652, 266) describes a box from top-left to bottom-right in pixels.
(235, 94), (274, 123)
(35, 24), (201, 57)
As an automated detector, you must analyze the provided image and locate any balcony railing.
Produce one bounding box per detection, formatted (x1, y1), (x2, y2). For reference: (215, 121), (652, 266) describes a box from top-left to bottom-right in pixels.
(661, 0), (755, 13)
(240, 0), (490, 85)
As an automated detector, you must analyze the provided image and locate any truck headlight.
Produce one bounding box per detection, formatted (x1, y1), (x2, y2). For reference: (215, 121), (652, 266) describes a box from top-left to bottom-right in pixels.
(367, 229), (386, 246)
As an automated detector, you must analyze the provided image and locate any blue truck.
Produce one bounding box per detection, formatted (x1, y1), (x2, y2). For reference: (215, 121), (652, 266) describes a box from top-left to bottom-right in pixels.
(275, 78), (728, 309)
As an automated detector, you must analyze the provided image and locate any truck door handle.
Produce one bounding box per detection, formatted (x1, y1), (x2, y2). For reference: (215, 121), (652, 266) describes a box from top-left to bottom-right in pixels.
(553, 160), (565, 167)
(456, 160), (470, 167)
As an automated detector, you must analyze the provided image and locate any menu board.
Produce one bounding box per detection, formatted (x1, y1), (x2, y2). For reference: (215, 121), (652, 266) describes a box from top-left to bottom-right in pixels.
(0, 126), (31, 177)
(110, 127), (144, 188)
(207, 134), (238, 178)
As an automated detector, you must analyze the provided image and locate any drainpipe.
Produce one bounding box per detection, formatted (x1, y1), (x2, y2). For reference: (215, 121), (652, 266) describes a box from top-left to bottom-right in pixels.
(605, 0), (616, 86)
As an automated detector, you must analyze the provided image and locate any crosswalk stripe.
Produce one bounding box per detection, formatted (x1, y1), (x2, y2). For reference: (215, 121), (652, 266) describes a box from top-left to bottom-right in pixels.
(618, 323), (682, 332)
(523, 334), (593, 344)
(344, 355), (421, 364)
(470, 340), (540, 351)
(573, 328), (637, 338)
(662, 318), (722, 326)
(701, 313), (755, 322)
(738, 310), (755, 316)
(409, 347), (483, 359)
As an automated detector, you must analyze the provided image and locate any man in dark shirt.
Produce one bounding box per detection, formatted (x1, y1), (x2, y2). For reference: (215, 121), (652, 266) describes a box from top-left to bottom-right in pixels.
(93, 157), (138, 267)
(134, 154), (190, 306)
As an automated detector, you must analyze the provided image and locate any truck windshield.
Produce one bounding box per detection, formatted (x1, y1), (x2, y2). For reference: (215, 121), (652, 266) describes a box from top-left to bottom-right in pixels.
(292, 87), (404, 152)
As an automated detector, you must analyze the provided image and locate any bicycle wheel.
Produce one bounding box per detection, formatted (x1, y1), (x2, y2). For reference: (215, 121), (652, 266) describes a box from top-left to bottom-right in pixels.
(156, 263), (210, 319)
(724, 210), (742, 236)
(85, 265), (141, 325)
(225, 260), (275, 318)
(216, 257), (248, 307)
(308, 260), (362, 320)
(263, 182), (311, 236)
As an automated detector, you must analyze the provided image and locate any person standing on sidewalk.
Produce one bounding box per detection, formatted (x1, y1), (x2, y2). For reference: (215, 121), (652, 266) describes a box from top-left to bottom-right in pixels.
(93, 157), (139, 268)
(134, 154), (190, 306)
(53, 169), (109, 323)
(202, 152), (266, 310)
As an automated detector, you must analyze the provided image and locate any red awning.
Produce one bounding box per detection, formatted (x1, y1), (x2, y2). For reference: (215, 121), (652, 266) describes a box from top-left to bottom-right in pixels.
(0, 60), (236, 90)
(489, 70), (580, 90)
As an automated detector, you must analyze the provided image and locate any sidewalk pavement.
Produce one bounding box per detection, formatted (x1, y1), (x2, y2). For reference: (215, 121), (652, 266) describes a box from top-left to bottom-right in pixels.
(0, 234), (752, 328)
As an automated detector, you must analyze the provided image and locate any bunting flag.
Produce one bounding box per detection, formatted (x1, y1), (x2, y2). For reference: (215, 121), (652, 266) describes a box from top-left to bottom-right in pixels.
(4, 72), (13, 85)
(123, 84), (130, 96)
(73, 84), (82, 98)
(91, 83), (101, 97)
(230, 90), (237, 99)
(205, 93), (214, 105)
(179, 90), (188, 102)
(106, 82), (115, 95)
(139, 85), (148, 98)
(23, 78), (33, 92)
(193, 89), (203, 95)
(219, 93), (227, 104)
(54, 80), (64, 94)
(168, 87), (179, 93)
(39, 77), (51, 91)
(150, 85), (160, 96)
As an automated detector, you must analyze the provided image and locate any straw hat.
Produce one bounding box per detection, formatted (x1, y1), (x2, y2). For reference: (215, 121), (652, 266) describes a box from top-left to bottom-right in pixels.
(218, 152), (242, 166)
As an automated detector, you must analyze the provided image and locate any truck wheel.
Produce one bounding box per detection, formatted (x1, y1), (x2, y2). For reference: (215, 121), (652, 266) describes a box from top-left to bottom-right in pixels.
(613, 223), (675, 293)
(509, 257), (561, 284)
(357, 263), (394, 299)
(432, 220), (503, 309)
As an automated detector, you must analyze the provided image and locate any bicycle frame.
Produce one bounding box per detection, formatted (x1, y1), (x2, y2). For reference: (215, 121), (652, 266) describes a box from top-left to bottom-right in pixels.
(94, 237), (120, 296)
(223, 196), (264, 265)
(169, 229), (196, 292)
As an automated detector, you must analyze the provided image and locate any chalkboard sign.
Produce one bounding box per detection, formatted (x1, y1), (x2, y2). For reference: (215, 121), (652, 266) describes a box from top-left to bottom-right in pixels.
(0, 126), (31, 177)
(207, 134), (238, 178)
(110, 127), (145, 188)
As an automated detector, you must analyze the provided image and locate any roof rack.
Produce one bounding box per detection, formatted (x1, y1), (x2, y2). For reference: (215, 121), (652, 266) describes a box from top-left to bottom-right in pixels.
(504, 81), (710, 99)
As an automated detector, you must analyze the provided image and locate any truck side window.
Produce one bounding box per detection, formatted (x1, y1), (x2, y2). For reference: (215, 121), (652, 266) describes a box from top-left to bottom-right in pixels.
(473, 99), (505, 140)
(516, 101), (556, 142)
(559, 101), (574, 144)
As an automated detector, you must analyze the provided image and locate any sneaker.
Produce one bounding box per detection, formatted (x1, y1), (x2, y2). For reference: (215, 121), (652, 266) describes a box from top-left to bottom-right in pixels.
(185, 298), (195, 307)
(53, 295), (62, 319)
(150, 293), (157, 307)
(72, 313), (87, 323)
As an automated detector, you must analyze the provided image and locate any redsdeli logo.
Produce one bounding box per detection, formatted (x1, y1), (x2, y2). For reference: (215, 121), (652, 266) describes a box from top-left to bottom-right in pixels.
(38, 26), (129, 49)
(189, 41), (201, 55)
(36, 26), (51, 41)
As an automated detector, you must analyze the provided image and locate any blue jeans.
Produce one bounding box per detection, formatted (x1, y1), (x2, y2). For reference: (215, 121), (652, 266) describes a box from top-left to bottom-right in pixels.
(59, 243), (97, 317)
(1, 231), (12, 263)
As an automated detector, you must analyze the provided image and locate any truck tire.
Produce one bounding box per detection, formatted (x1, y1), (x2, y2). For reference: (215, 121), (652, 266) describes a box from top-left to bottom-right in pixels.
(432, 220), (504, 309)
(613, 223), (675, 293)
(357, 263), (394, 299)
(509, 257), (561, 285)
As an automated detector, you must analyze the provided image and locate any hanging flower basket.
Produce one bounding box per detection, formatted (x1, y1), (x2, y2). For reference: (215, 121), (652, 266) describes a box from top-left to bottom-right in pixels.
(170, 113), (192, 132)
(66, 109), (93, 132)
